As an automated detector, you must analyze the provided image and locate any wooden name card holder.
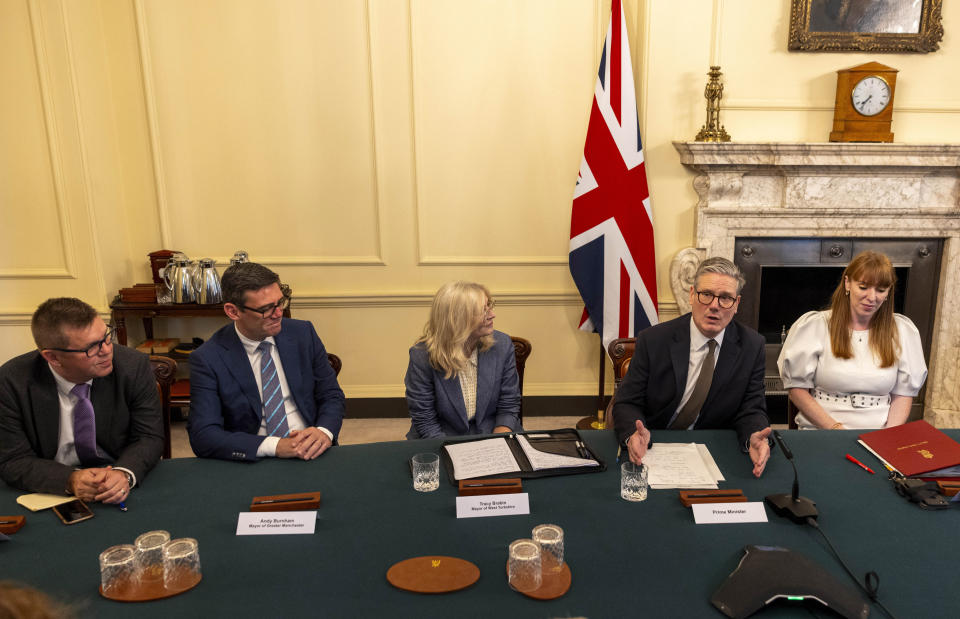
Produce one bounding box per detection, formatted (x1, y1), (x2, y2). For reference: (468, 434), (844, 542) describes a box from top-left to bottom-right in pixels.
(458, 478), (523, 496)
(679, 489), (746, 507)
(0, 515), (25, 534)
(249, 492), (322, 512)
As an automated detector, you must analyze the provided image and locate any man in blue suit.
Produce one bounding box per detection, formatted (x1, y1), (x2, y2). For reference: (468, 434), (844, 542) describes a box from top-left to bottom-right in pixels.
(188, 263), (345, 461)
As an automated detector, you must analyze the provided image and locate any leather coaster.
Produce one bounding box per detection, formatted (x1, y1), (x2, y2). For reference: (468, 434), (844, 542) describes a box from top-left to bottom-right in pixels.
(386, 556), (479, 594)
(507, 561), (572, 600)
(100, 569), (201, 602)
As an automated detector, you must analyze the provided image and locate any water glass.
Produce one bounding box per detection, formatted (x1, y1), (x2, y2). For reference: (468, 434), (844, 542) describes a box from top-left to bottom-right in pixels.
(412, 453), (440, 492)
(508, 539), (542, 592)
(532, 524), (564, 572)
(620, 462), (649, 501)
(134, 530), (170, 583)
(162, 537), (201, 590)
(99, 544), (137, 595)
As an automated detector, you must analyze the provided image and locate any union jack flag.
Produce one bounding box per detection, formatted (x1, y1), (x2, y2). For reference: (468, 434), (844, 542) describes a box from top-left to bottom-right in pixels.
(569, 0), (657, 353)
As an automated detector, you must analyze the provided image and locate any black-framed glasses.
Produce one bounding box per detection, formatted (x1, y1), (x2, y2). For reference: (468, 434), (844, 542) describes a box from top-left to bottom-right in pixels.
(47, 325), (116, 357)
(695, 290), (737, 309)
(238, 286), (292, 318)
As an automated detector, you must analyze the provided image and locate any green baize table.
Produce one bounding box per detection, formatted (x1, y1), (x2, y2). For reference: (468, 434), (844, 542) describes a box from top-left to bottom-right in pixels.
(1, 430), (957, 618)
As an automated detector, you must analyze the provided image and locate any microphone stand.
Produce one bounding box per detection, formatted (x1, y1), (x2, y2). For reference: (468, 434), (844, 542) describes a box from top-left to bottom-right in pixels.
(764, 431), (818, 524)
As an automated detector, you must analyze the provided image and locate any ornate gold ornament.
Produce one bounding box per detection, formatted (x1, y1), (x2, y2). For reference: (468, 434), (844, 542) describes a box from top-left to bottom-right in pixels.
(788, 0), (943, 53)
(695, 66), (730, 143)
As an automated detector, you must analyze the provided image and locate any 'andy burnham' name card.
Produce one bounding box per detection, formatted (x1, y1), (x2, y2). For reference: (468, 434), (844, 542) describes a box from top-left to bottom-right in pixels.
(236, 511), (316, 535)
(456, 493), (529, 519)
(692, 502), (768, 524)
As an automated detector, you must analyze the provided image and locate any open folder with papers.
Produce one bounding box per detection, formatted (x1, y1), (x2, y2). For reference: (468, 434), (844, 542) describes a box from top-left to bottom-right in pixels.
(440, 429), (604, 484)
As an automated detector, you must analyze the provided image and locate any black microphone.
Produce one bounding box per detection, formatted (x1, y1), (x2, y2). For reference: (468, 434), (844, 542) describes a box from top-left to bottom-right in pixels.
(765, 430), (818, 524)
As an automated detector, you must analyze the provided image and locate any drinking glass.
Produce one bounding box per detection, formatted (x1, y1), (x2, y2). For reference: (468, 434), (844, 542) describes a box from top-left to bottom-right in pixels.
(99, 544), (137, 595)
(162, 537), (201, 590)
(620, 462), (649, 501)
(412, 453), (440, 492)
(532, 524), (564, 572)
(134, 530), (170, 583)
(508, 539), (542, 592)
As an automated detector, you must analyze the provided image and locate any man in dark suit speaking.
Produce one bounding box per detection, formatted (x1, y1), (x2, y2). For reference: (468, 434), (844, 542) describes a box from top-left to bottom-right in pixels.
(188, 262), (345, 461)
(0, 298), (163, 502)
(613, 257), (772, 477)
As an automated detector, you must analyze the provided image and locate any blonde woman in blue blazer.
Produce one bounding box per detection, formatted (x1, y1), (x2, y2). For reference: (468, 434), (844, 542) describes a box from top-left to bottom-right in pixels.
(405, 282), (522, 439)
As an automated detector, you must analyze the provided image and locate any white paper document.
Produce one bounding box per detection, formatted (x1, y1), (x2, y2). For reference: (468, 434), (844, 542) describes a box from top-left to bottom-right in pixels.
(236, 511), (316, 535)
(516, 435), (599, 470)
(644, 443), (719, 489)
(692, 502), (768, 524)
(444, 438), (521, 480)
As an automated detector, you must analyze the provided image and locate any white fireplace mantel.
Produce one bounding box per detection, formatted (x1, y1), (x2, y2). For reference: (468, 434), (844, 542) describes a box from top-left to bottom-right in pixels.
(672, 141), (960, 427)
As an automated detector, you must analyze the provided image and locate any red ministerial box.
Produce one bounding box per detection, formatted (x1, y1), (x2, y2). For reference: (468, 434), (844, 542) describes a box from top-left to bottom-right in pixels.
(859, 420), (960, 477)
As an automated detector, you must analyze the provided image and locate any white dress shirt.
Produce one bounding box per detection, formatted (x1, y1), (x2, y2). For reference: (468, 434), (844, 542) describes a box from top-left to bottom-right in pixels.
(234, 325), (333, 457)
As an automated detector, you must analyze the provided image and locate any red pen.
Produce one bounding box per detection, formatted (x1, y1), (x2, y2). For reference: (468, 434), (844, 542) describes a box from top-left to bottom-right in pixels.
(846, 454), (875, 474)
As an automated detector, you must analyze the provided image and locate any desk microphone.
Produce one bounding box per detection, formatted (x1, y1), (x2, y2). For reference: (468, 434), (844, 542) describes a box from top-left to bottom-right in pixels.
(765, 431), (818, 524)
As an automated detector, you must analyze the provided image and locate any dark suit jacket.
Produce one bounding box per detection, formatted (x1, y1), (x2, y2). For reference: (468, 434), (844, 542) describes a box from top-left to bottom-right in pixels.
(0, 345), (164, 494)
(612, 314), (769, 449)
(404, 330), (522, 439)
(188, 319), (345, 461)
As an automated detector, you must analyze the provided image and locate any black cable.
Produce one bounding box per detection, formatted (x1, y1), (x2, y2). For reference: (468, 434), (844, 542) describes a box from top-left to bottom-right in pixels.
(805, 517), (898, 619)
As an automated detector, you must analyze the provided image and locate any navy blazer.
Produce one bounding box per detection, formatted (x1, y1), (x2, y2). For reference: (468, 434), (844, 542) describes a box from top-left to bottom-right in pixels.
(404, 330), (522, 439)
(612, 314), (769, 449)
(0, 345), (164, 494)
(187, 319), (345, 461)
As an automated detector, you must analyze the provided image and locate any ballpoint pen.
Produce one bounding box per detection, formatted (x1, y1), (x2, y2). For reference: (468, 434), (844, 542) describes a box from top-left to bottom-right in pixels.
(845, 454), (875, 474)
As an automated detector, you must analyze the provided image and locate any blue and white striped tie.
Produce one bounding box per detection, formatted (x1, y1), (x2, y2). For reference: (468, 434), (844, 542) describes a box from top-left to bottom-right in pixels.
(258, 341), (289, 438)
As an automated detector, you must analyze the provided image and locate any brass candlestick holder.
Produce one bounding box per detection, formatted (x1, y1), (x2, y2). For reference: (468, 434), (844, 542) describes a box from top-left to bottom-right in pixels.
(695, 66), (731, 142)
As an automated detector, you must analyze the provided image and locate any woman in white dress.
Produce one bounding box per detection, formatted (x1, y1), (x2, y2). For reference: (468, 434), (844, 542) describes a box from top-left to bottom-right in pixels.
(778, 251), (927, 430)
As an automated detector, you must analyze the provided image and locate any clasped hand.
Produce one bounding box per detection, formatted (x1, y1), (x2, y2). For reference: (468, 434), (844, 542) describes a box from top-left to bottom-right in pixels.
(68, 467), (129, 504)
(276, 427), (331, 460)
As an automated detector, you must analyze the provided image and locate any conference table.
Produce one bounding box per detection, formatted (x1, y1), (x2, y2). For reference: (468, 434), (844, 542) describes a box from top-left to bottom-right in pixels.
(1, 429), (956, 618)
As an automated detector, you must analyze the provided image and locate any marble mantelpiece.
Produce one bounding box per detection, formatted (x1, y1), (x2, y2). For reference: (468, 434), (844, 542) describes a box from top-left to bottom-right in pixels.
(672, 141), (960, 427)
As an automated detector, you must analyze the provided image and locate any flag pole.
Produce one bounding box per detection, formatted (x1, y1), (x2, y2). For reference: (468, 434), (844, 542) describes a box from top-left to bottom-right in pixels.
(576, 339), (607, 430)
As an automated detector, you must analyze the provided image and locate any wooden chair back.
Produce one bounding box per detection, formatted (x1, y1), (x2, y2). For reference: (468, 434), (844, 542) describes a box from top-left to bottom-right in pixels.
(603, 337), (636, 428)
(510, 336), (532, 423)
(149, 355), (177, 459)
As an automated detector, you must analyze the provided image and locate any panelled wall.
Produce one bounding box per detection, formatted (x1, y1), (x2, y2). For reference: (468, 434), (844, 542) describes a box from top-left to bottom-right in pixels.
(2, 0), (959, 401)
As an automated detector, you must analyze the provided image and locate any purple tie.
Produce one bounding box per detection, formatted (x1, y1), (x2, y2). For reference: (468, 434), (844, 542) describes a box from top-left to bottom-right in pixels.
(70, 383), (101, 465)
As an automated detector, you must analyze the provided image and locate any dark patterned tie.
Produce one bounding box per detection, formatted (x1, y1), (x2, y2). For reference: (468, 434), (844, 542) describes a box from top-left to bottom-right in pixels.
(258, 341), (289, 438)
(70, 383), (101, 464)
(670, 339), (717, 430)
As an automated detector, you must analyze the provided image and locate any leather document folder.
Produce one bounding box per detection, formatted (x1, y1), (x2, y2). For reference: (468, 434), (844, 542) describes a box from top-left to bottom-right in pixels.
(859, 420), (960, 477)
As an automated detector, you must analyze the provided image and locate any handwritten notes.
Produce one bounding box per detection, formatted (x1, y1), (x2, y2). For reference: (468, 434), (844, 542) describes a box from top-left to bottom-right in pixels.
(644, 443), (719, 489)
(444, 438), (521, 480)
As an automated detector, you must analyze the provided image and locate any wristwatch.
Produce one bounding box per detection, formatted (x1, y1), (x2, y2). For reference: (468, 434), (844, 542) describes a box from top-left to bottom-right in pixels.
(121, 470), (135, 490)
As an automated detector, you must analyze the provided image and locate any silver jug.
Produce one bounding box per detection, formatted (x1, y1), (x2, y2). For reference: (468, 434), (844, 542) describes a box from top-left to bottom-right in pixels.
(162, 254), (197, 304)
(193, 258), (223, 305)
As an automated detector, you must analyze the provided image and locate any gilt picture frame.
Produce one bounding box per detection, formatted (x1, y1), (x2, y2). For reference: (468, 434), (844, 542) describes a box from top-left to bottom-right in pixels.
(788, 0), (943, 53)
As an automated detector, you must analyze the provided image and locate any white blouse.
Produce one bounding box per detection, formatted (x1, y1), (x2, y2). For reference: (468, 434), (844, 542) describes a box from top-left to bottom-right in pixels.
(777, 311), (927, 429)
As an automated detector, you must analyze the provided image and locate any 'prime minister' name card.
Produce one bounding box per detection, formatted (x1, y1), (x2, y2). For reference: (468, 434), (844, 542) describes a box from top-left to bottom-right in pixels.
(456, 493), (529, 519)
(692, 502), (768, 524)
(236, 511), (316, 535)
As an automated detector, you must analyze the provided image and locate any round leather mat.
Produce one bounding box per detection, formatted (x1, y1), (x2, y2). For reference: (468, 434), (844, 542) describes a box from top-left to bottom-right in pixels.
(387, 556), (480, 594)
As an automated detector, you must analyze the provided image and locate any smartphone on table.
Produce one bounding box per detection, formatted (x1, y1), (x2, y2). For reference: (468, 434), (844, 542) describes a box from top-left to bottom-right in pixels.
(52, 499), (94, 525)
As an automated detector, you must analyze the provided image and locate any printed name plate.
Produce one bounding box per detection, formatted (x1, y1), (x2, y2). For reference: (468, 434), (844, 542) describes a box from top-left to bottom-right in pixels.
(236, 511), (316, 535)
(455, 493), (530, 519)
(692, 502), (768, 524)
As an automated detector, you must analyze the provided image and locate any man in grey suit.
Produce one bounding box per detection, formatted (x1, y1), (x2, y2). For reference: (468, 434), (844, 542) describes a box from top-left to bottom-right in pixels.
(0, 298), (163, 503)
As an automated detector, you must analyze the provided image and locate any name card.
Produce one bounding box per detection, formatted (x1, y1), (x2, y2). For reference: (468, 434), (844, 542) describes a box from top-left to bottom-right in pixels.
(236, 511), (316, 535)
(692, 502), (768, 524)
(456, 493), (530, 519)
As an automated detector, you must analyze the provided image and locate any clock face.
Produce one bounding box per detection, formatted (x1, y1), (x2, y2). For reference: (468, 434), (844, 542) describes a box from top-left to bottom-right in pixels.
(851, 76), (891, 117)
